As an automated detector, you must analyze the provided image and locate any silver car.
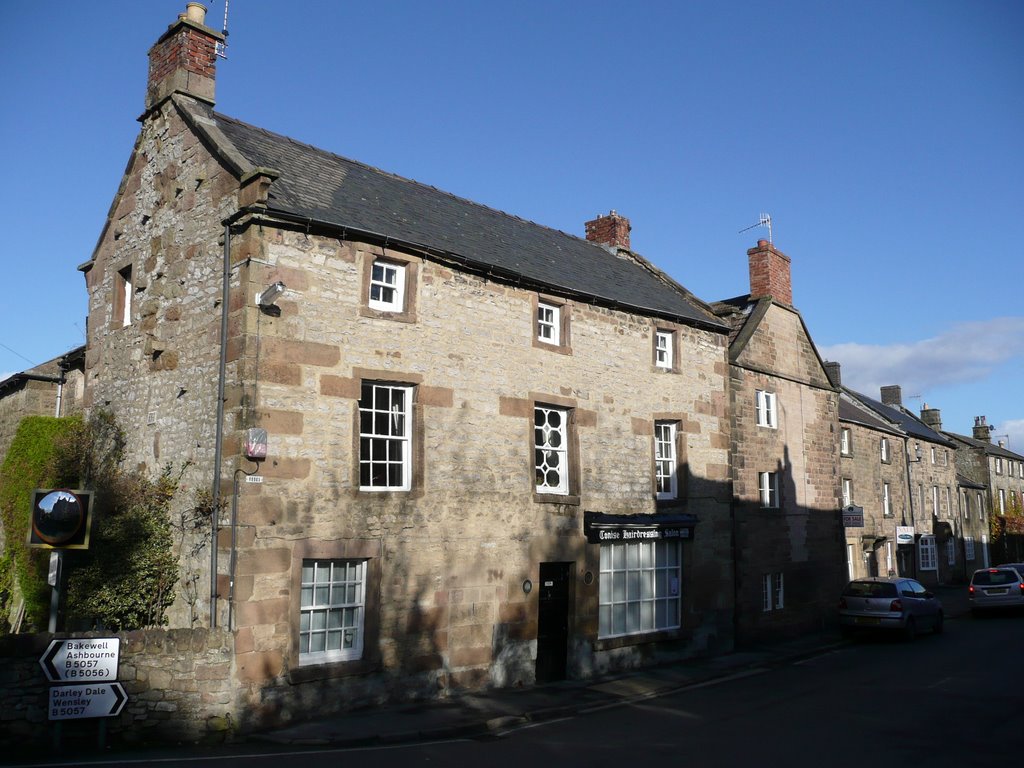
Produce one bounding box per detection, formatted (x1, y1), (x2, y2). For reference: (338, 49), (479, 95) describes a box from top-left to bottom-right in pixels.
(839, 577), (944, 638)
(969, 566), (1024, 615)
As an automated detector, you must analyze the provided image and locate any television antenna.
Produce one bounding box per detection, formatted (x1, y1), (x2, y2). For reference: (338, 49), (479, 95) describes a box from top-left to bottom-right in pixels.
(215, 0), (230, 59)
(739, 213), (772, 244)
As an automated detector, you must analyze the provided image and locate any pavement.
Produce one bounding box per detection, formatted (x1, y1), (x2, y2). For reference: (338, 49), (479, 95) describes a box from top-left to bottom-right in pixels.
(249, 583), (970, 750)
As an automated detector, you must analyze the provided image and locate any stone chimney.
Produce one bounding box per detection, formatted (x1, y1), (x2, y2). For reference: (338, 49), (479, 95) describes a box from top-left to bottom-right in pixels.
(880, 385), (902, 407)
(920, 404), (942, 432)
(747, 240), (793, 305)
(823, 361), (841, 388)
(585, 211), (631, 250)
(973, 416), (993, 442)
(146, 3), (224, 111)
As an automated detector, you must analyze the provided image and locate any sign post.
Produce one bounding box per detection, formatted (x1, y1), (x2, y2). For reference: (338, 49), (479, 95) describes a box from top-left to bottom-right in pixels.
(48, 682), (127, 720)
(40, 638), (120, 683)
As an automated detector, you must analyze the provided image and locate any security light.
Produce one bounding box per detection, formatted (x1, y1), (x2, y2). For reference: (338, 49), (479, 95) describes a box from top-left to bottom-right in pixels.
(256, 281), (286, 307)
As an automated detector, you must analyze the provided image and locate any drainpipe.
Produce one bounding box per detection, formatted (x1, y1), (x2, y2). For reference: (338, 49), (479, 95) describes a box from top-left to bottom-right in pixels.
(211, 222), (232, 628)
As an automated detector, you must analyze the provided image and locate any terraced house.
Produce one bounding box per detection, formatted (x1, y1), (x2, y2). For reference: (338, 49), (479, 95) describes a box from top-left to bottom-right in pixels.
(75, 5), (737, 729)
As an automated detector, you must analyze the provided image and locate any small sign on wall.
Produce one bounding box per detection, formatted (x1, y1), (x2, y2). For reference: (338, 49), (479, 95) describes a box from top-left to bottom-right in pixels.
(245, 428), (268, 460)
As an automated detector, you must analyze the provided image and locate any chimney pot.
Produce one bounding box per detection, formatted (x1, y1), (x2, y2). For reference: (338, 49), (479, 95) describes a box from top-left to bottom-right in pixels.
(880, 385), (902, 407)
(585, 211), (631, 251)
(747, 240), (793, 305)
(146, 4), (224, 110)
(185, 3), (207, 24)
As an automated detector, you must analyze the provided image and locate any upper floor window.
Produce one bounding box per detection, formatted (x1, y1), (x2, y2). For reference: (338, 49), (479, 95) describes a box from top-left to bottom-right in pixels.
(930, 447), (936, 465)
(358, 382), (412, 491)
(883, 482), (892, 517)
(299, 559), (366, 664)
(756, 390), (777, 429)
(654, 330), (673, 370)
(759, 471), (779, 508)
(840, 428), (852, 456)
(944, 487), (952, 518)
(654, 421), (678, 499)
(880, 437), (890, 464)
(994, 457), (1003, 475)
(842, 478), (853, 507)
(977, 492), (985, 520)
(535, 405), (569, 495)
(999, 489), (1006, 513)
(963, 492), (971, 521)
(115, 264), (133, 327)
(537, 302), (560, 345)
(368, 260), (406, 312)
(942, 450), (949, 466)
(932, 485), (940, 517)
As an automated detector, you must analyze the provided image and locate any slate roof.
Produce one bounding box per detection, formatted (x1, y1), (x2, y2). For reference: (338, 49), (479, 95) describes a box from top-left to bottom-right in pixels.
(849, 390), (956, 448)
(203, 109), (724, 330)
(838, 392), (903, 435)
(944, 431), (1024, 462)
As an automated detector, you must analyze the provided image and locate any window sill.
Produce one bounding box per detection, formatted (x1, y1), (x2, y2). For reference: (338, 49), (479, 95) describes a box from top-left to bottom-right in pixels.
(594, 627), (681, 652)
(288, 655), (380, 684)
(533, 492), (580, 506)
(532, 339), (573, 356)
(359, 305), (417, 324)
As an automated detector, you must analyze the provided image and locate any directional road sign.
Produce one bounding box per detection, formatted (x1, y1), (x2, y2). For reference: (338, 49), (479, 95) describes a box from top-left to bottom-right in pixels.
(40, 637), (120, 682)
(48, 682), (127, 720)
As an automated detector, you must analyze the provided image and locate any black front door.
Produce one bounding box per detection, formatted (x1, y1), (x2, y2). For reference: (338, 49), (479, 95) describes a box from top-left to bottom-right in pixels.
(535, 562), (572, 683)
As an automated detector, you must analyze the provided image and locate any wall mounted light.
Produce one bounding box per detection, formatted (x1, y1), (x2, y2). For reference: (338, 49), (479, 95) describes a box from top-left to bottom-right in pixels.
(256, 281), (286, 307)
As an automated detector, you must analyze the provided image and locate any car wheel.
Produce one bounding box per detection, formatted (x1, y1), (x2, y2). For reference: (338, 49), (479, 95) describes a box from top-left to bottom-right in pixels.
(903, 617), (916, 641)
(933, 612), (944, 635)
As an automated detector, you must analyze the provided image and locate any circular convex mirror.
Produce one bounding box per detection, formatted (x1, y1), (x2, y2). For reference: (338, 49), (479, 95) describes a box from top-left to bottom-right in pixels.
(33, 490), (84, 545)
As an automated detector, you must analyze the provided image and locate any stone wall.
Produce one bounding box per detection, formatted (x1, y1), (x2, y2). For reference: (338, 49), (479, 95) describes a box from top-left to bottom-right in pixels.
(0, 628), (233, 751)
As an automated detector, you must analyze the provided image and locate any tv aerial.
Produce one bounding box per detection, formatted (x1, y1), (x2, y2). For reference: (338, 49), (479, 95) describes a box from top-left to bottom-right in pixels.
(215, 0), (230, 58)
(739, 213), (773, 244)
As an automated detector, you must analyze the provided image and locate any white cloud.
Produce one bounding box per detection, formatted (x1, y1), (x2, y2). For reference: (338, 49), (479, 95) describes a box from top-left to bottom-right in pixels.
(819, 317), (1024, 398)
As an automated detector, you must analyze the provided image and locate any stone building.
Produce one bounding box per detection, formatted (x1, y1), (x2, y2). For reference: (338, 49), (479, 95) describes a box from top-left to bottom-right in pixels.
(711, 241), (845, 642)
(0, 346), (85, 467)
(945, 416), (1024, 565)
(839, 387), (961, 586)
(78, 5), (736, 728)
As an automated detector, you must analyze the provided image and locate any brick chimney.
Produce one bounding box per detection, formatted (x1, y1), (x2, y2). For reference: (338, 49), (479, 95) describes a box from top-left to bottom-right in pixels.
(920, 404), (942, 431)
(880, 385), (902, 407)
(747, 240), (792, 305)
(973, 416), (993, 442)
(823, 361), (841, 388)
(585, 211), (631, 250)
(146, 3), (224, 111)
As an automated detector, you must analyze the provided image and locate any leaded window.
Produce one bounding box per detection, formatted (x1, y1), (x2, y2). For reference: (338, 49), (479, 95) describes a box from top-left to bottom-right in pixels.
(535, 405), (568, 494)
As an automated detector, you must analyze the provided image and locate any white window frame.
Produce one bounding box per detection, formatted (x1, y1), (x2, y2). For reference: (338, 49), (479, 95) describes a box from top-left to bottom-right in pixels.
(882, 482), (891, 517)
(761, 572), (784, 612)
(999, 489), (1006, 514)
(842, 478), (853, 507)
(358, 382), (412, 491)
(880, 437), (890, 463)
(995, 457), (1003, 475)
(918, 535), (937, 571)
(598, 540), (681, 638)
(978, 492), (985, 520)
(655, 330), (673, 369)
(759, 471), (779, 508)
(654, 421), (678, 499)
(368, 259), (406, 312)
(840, 428), (852, 456)
(963, 492), (970, 521)
(965, 536), (975, 561)
(118, 265), (133, 327)
(537, 302), (560, 345)
(932, 485), (940, 517)
(930, 446), (936, 465)
(946, 538), (956, 566)
(535, 405), (569, 495)
(886, 541), (894, 575)
(944, 487), (952, 519)
(299, 559), (366, 664)
(756, 390), (777, 429)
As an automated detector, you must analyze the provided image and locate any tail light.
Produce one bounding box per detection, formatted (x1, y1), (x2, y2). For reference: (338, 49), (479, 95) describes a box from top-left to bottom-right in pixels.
(889, 599), (902, 612)
(1020, 583), (1024, 595)
(969, 585), (975, 595)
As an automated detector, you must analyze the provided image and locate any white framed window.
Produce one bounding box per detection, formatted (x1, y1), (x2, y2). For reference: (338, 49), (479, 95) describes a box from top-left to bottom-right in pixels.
(654, 421), (678, 499)
(978, 492), (985, 520)
(655, 330), (673, 369)
(995, 457), (1003, 475)
(880, 437), (890, 463)
(882, 483), (892, 517)
(944, 487), (952, 519)
(963, 492), (970, 521)
(930, 447), (936, 465)
(999, 489), (1006, 513)
(299, 559), (366, 664)
(942, 450), (949, 466)
(598, 540), (681, 638)
(840, 428), (852, 456)
(918, 536), (937, 571)
(756, 390), (777, 429)
(932, 486), (940, 517)
(368, 259), (406, 311)
(358, 382), (412, 491)
(842, 478), (853, 507)
(886, 541), (894, 575)
(537, 302), (560, 345)
(759, 471), (779, 508)
(946, 538), (956, 566)
(965, 536), (975, 560)
(535, 405), (569, 495)
(761, 572), (784, 612)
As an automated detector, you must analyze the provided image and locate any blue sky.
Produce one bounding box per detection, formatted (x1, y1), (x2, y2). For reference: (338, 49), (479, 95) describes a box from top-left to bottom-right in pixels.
(1, 1), (1021, 447)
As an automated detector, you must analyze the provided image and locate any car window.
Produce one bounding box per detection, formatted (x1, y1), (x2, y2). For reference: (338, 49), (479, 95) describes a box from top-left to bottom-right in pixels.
(972, 570), (1018, 586)
(844, 581), (897, 598)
